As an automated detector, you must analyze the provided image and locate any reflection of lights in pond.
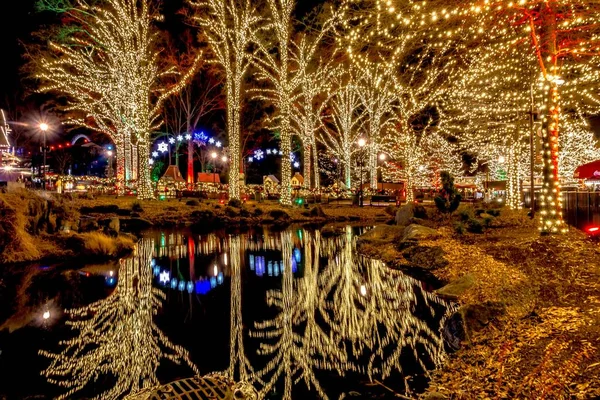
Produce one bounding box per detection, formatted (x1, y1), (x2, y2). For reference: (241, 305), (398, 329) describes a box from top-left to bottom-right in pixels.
(360, 284), (367, 297)
(159, 270), (170, 284)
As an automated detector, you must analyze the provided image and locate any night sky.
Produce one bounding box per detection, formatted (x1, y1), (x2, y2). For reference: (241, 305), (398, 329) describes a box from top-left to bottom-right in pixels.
(0, 0), (326, 103)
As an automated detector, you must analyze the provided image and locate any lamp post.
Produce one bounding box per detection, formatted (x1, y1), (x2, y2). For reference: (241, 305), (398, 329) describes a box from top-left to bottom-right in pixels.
(378, 153), (387, 191)
(39, 123), (49, 190)
(211, 152), (218, 185)
(358, 138), (366, 207)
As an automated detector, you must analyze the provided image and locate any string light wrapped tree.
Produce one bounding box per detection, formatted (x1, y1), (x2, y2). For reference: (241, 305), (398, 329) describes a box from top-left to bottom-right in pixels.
(382, 122), (463, 203)
(290, 24), (337, 191)
(189, 0), (262, 201)
(39, 239), (198, 399)
(319, 66), (365, 189)
(354, 0), (600, 233)
(36, 0), (199, 199)
(355, 62), (397, 190)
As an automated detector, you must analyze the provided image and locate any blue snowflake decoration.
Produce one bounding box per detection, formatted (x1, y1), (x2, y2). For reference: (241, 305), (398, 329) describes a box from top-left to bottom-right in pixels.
(254, 149), (264, 160)
(290, 153), (296, 162)
(194, 132), (209, 143)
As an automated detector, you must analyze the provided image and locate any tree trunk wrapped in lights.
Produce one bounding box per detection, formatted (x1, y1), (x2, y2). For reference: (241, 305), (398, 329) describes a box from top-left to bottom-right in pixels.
(356, 63), (397, 190)
(383, 121), (462, 204)
(36, 0), (199, 200)
(39, 239), (198, 400)
(320, 66), (365, 190)
(351, 0), (600, 233)
(190, 0), (261, 201)
(290, 20), (337, 191)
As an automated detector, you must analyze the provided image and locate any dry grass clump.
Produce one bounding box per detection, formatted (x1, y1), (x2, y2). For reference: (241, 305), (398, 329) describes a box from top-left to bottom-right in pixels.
(65, 232), (136, 258)
(0, 192), (43, 263)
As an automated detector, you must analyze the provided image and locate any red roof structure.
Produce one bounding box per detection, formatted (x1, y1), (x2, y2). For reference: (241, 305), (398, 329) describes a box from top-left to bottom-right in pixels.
(574, 160), (600, 180)
(197, 173), (221, 184)
(161, 165), (185, 183)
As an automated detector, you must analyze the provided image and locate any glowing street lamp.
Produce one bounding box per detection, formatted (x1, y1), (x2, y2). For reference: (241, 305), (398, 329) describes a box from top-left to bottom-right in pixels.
(211, 152), (218, 185)
(40, 123), (50, 190)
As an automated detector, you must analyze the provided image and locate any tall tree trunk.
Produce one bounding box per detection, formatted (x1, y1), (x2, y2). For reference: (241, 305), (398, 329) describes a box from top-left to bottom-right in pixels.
(539, 1), (565, 233)
(506, 145), (521, 209)
(303, 143), (311, 189)
(137, 137), (154, 200)
(311, 137), (320, 190)
(187, 139), (194, 187)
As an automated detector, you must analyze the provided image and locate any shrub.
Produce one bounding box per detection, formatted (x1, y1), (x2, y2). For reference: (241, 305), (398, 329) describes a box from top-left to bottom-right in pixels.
(214, 204), (221, 209)
(475, 208), (486, 217)
(253, 207), (264, 216)
(483, 215), (495, 228)
(131, 200), (143, 212)
(228, 199), (242, 208)
(454, 222), (466, 235)
(224, 206), (238, 217)
(413, 204), (428, 219)
(239, 208), (251, 217)
(467, 218), (484, 234)
(186, 199), (201, 207)
(486, 209), (501, 217)
(458, 207), (475, 221)
(434, 171), (462, 214)
(269, 209), (289, 219)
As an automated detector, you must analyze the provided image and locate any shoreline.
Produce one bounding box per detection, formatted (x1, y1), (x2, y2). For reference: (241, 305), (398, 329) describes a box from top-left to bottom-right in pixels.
(356, 208), (600, 399)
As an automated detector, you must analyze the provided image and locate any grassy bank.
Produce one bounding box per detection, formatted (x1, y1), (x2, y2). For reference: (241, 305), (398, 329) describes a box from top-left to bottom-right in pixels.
(358, 206), (600, 399)
(0, 190), (135, 264)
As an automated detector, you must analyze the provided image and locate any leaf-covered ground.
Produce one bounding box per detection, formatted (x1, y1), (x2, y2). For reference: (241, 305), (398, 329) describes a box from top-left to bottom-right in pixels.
(423, 211), (600, 399)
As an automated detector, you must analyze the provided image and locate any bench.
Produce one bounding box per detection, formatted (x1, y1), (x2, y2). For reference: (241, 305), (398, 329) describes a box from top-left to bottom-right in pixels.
(369, 195), (397, 206)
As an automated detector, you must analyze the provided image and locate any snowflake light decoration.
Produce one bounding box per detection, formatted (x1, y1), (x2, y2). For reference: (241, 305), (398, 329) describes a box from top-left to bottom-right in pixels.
(177, 135), (183, 142)
(215, 141), (222, 148)
(194, 132), (208, 142)
(152, 151), (159, 158)
(185, 134), (192, 141)
(168, 137), (175, 144)
(266, 149), (272, 155)
(254, 149), (264, 160)
(279, 150), (283, 155)
(149, 158), (155, 165)
(159, 270), (170, 284)
(294, 161), (300, 168)
(248, 157), (254, 163)
(208, 138), (215, 144)
(290, 153), (295, 162)
(158, 142), (168, 153)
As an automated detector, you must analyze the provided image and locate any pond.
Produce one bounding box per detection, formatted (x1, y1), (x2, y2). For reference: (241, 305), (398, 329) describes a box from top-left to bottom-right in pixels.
(0, 226), (457, 399)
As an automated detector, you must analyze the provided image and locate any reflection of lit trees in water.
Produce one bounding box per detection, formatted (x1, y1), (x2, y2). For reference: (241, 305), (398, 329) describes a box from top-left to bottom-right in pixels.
(228, 235), (258, 384)
(40, 239), (198, 400)
(250, 227), (456, 399)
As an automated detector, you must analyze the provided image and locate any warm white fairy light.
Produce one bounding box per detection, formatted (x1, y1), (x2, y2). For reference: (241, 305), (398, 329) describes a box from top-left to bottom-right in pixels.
(344, 0), (600, 233)
(319, 66), (366, 189)
(38, 0), (199, 200)
(190, 0), (262, 201)
(40, 239), (198, 399)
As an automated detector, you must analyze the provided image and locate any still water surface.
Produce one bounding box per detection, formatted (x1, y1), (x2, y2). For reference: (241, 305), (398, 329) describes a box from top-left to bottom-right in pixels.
(0, 226), (456, 399)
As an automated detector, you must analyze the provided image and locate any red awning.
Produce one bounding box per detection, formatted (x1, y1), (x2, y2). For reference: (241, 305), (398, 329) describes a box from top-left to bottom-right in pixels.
(574, 160), (600, 180)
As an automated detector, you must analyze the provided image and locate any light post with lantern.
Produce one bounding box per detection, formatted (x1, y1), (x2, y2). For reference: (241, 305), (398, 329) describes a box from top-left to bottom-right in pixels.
(39, 123), (49, 190)
(211, 152), (218, 185)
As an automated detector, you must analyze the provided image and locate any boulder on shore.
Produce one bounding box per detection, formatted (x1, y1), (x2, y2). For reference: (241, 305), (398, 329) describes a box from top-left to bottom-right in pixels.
(402, 224), (439, 242)
(402, 245), (448, 270)
(435, 274), (475, 300)
(395, 203), (414, 226)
